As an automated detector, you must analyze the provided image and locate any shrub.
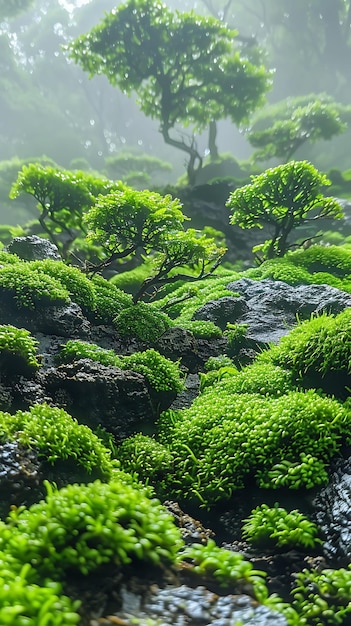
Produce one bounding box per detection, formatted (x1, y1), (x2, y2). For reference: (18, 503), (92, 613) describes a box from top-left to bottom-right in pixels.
(31, 259), (96, 312)
(157, 389), (350, 505)
(0, 403), (113, 478)
(57, 341), (184, 394)
(114, 301), (173, 342)
(242, 503), (322, 550)
(292, 566), (351, 624)
(0, 263), (70, 309)
(0, 324), (40, 374)
(0, 478), (183, 577)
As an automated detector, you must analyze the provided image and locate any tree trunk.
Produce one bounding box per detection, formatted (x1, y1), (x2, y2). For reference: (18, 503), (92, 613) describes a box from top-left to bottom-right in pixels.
(161, 126), (202, 185)
(208, 120), (219, 161)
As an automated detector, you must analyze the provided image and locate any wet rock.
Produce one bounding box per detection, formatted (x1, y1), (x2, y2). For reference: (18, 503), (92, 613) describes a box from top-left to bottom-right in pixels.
(6, 235), (61, 261)
(165, 501), (215, 545)
(42, 358), (155, 440)
(155, 326), (200, 371)
(314, 456), (351, 566)
(193, 295), (249, 330)
(0, 441), (42, 517)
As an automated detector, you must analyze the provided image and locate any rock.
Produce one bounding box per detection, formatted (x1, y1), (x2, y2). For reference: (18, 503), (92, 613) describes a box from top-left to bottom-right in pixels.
(193, 295), (249, 330)
(0, 441), (42, 517)
(6, 235), (61, 261)
(314, 457), (351, 566)
(42, 358), (155, 440)
(155, 326), (200, 371)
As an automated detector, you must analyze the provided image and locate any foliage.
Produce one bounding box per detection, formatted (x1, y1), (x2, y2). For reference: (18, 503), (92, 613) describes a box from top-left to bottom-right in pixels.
(0, 262), (70, 309)
(68, 0), (271, 182)
(204, 355), (235, 371)
(114, 301), (173, 343)
(0, 403), (113, 478)
(179, 538), (267, 596)
(0, 477), (183, 577)
(104, 152), (172, 188)
(288, 244), (351, 279)
(0, 0), (34, 20)
(292, 566), (351, 624)
(242, 503), (322, 550)
(227, 161), (343, 260)
(224, 322), (249, 356)
(156, 388), (349, 505)
(0, 324), (40, 373)
(256, 453), (329, 490)
(58, 340), (184, 394)
(248, 96), (349, 163)
(258, 309), (351, 395)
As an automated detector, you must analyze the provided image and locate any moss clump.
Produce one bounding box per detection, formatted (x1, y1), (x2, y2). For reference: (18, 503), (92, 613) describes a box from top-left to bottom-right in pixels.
(0, 477), (183, 577)
(245, 258), (312, 285)
(57, 340), (184, 394)
(288, 244), (351, 279)
(256, 453), (329, 490)
(117, 433), (174, 494)
(156, 388), (349, 505)
(176, 318), (222, 338)
(0, 403), (113, 478)
(258, 309), (351, 395)
(242, 503), (322, 550)
(200, 362), (295, 396)
(90, 273), (133, 324)
(292, 566), (351, 624)
(31, 259), (96, 312)
(0, 262), (70, 309)
(114, 301), (173, 343)
(0, 324), (40, 374)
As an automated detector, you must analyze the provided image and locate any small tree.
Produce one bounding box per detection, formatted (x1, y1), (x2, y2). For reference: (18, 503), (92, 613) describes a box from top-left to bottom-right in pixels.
(84, 186), (225, 301)
(67, 0), (271, 184)
(247, 95), (351, 164)
(9, 164), (120, 258)
(226, 160), (343, 261)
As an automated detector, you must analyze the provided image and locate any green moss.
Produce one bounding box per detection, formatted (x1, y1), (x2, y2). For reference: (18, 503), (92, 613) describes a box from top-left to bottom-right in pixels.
(117, 433), (174, 494)
(258, 309), (351, 393)
(288, 244), (351, 278)
(0, 477), (183, 577)
(110, 260), (154, 293)
(0, 262), (70, 309)
(0, 403), (113, 478)
(204, 355), (235, 371)
(256, 453), (329, 490)
(242, 503), (322, 550)
(245, 258), (312, 285)
(114, 301), (173, 342)
(0, 324), (40, 374)
(292, 566), (351, 624)
(31, 259), (96, 312)
(200, 362), (295, 395)
(157, 389), (349, 505)
(90, 273), (133, 324)
(176, 318), (223, 338)
(57, 340), (184, 394)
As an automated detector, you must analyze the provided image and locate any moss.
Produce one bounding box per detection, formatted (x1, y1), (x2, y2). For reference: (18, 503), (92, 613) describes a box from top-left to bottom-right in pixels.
(0, 477), (183, 578)
(258, 309), (351, 395)
(90, 273), (133, 324)
(0, 403), (113, 478)
(175, 318), (222, 338)
(288, 244), (351, 279)
(114, 301), (173, 342)
(31, 259), (96, 312)
(57, 340), (184, 394)
(156, 388), (349, 505)
(0, 262), (70, 309)
(117, 433), (174, 495)
(200, 361), (295, 395)
(292, 566), (351, 624)
(242, 503), (322, 550)
(0, 324), (40, 375)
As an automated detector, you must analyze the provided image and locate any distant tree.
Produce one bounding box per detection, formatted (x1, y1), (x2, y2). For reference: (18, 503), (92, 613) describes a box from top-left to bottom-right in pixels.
(104, 153), (173, 189)
(67, 0), (271, 184)
(226, 161), (344, 261)
(0, 0), (34, 19)
(247, 95), (351, 163)
(9, 164), (119, 258)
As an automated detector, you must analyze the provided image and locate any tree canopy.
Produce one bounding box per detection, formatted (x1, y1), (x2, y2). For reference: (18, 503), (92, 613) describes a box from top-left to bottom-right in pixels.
(68, 0), (271, 183)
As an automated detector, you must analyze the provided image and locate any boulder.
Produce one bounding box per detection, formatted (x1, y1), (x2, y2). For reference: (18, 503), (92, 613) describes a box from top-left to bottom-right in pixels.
(6, 235), (61, 261)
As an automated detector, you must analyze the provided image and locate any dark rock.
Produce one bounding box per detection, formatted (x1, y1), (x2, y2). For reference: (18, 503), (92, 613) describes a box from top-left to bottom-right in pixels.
(314, 456), (351, 566)
(169, 373), (200, 410)
(155, 326), (200, 371)
(164, 501), (214, 544)
(42, 358), (155, 440)
(6, 235), (61, 261)
(0, 441), (42, 517)
(193, 295), (249, 330)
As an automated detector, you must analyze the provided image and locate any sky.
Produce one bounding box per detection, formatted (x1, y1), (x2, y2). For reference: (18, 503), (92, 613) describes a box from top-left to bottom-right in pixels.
(58, 0), (91, 13)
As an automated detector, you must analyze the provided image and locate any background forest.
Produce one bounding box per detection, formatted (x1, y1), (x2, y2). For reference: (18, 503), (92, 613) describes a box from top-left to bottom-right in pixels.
(2, 0), (351, 226)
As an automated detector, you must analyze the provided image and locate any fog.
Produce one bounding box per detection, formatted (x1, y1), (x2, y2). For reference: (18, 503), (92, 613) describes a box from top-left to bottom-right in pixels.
(1, 0), (351, 222)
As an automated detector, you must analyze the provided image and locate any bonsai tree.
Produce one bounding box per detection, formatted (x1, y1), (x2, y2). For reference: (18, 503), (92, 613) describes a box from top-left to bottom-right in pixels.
(84, 186), (225, 301)
(67, 0), (271, 184)
(9, 164), (120, 259)
(247, 95), (351, 164)
(226, 160), (343, 261)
